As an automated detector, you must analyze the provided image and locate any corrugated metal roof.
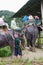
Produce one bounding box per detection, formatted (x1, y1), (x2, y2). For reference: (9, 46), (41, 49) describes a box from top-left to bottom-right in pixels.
(12, 0), (41, 18)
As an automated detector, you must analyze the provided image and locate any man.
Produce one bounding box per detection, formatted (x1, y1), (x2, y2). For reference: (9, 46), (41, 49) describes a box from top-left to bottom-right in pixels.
(14, 32), (22, 58)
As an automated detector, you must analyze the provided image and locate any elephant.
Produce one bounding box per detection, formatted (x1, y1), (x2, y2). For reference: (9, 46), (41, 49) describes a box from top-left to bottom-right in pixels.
(25, 24), (39, 51)
(0, 30), (15, 56)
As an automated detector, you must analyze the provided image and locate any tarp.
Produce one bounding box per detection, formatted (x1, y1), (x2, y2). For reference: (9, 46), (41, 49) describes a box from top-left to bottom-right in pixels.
(22, 15), (28, 22)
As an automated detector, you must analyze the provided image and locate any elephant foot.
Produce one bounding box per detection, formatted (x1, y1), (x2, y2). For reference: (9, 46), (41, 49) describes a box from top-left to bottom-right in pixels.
(29, 45), (32, 51)
(31, 47), (36, 52)
(29, 46), (36, 52)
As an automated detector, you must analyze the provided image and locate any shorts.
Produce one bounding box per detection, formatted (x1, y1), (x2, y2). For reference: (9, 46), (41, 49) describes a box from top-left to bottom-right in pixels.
(14, 47), (22, 56)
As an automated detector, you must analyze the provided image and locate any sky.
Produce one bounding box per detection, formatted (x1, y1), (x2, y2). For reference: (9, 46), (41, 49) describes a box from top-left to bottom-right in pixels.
(0, 0), (28, 13)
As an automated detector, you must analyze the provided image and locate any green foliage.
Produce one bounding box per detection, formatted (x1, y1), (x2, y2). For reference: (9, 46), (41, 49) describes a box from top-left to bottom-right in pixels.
(15, 17), (24, 28)
(0, 46), (11, 57)
(36, 31), (43, 45)
(34, 57), (43, 62)
(0, 10), (14, 18)
(0, 62), (5, 65)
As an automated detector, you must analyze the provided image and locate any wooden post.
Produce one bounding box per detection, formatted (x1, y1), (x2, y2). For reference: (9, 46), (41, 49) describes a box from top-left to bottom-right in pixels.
(37, 1), (43, 48)
(41, 0), (43, 25)
(38, 0), (43, 48)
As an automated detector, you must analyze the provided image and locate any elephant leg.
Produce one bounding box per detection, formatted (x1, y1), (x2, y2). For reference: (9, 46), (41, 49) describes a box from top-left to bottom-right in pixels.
(27, 39), (29, 47)
(28, 35), (36, 52)
(31, 44), (35, 52)
(27, 39), (32, 51)
(10, 46), (14, 58)
(28, 39), (33, 51)
(31, 38), (36, 52)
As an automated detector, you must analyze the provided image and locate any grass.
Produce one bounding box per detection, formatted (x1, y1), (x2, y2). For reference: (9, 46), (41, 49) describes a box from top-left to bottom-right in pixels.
(0, 58), (32, 65)
(31, 58), (43, 65)
(34, 57), (43, 62)
(0, 46), (11, 57)
(0, 58), (43, 65)
(24, 59), (32, 65)
(35, 38), (43, 45)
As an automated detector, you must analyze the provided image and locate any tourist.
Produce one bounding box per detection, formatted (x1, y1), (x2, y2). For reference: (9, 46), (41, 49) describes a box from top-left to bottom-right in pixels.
(14, 32), (22, 58)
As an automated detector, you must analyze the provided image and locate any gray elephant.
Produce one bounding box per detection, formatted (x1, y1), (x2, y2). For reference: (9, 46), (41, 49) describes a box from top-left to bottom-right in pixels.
(25, 24), (39, 51)
(0, 28), (15, 56)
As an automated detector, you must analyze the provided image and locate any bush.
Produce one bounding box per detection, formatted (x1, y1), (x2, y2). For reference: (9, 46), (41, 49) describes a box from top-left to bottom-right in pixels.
(0, 46), (11, 57)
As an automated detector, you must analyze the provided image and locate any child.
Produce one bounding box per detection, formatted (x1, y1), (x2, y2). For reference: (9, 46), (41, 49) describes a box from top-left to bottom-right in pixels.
(14, 32), (22, 58)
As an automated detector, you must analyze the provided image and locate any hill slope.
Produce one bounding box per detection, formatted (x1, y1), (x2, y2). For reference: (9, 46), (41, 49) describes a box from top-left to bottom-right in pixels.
(0, 10), (15, 26)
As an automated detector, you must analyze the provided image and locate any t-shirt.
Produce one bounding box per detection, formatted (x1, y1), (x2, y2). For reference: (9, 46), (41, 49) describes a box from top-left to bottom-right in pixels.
(15, 38), (20, 49)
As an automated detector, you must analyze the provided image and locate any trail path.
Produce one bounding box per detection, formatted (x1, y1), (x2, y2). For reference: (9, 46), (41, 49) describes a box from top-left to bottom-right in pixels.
(0, 48), (43, 61)
(22, 48), (43, 61)
(0, 48), (43, 65)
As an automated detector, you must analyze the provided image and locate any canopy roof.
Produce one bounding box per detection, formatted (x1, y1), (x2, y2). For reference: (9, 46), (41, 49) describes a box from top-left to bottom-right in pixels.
(12, 0), (41, 18)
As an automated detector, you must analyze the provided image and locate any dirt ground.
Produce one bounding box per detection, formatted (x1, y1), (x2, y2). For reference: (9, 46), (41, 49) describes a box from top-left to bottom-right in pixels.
(22, 48), (43, 61)
(0, 48), (43, 65)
